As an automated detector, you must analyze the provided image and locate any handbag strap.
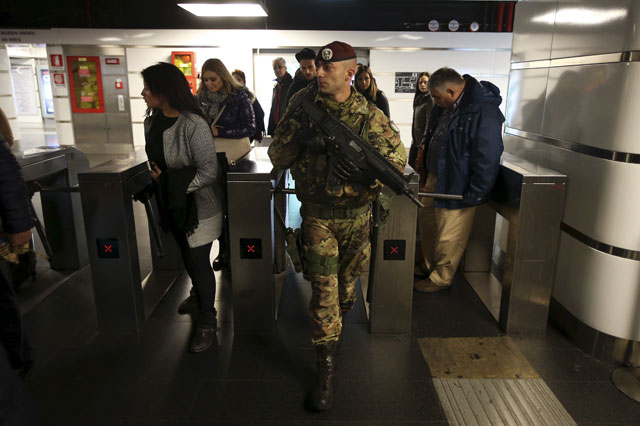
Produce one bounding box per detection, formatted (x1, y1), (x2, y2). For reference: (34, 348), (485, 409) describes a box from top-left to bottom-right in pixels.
(211, 104), (227, 127)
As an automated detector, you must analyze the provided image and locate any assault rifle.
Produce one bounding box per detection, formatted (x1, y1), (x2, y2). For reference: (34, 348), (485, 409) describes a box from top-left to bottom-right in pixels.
(291, 91), (423, 208)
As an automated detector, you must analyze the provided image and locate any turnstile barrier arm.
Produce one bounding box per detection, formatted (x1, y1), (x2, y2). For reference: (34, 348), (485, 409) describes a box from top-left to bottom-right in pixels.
(418, 192), (463, 201)
(133, 185), (165, 258)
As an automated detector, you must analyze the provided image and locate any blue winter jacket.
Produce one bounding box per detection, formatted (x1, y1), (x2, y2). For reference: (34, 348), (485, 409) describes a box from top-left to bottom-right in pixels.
(198, 88), (256, 139)
(424, 74), (504, 209)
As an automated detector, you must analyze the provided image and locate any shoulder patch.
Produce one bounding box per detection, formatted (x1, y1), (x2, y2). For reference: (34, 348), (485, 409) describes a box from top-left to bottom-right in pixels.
(390, 121), (400, 133)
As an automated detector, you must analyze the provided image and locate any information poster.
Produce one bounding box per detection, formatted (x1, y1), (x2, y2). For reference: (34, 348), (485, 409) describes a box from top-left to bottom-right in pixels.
(38, 68), (55, 118)
(67, 56), (105, 113)
(10, 65), (39, 115)
(394, 72), (419, 93)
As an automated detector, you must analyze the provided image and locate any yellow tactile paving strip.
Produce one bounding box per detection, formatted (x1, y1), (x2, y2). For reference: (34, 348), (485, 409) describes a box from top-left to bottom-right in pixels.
(417, 336), (540, 379)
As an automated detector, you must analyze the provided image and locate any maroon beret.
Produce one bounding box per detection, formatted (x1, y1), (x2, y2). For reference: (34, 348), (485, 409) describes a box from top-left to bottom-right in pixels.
(316, 41), (356, 63)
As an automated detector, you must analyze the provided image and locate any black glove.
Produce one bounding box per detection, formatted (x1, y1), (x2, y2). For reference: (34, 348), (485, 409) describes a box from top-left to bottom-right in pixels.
(292, 128), (327, 154)
(331, 155), (375, 186)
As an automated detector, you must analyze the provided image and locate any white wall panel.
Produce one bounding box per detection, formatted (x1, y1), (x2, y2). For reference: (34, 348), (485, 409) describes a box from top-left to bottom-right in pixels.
(0, 76), (13, 95)
(132, 123), (145, 147)
(0, 96), (16, 117)
(553, 231), (640, 341)
(130, 99), (147, 123)
(505, 134), (640, 251)
(128, 73), (144, 98)
(52, 98), (71, 121)
(0, 48), (10, 70)
(55, 121), (74, 145)
(8, 118), (20, 143)
(370, 49), (505, 77)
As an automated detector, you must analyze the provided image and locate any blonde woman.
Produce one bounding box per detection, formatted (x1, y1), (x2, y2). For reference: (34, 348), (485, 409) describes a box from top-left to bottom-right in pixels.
(196, 58), (255, 271)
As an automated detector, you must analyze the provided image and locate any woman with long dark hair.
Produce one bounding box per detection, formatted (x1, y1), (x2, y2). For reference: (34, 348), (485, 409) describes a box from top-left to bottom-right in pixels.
(354, 65), (390, 118)
(409, 71), (433, 170)
(196, 58), (255, 271)
(141, 62), (221, 353)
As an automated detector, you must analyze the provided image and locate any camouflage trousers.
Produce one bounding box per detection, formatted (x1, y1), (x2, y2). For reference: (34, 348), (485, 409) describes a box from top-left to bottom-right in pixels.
(302, 210), (371, 346)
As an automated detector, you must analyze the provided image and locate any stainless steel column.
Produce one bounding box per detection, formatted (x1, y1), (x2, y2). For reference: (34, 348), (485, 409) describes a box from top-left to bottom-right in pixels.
(463, 152), (566, 334)
(226, 148), (277, 337)
(78, 151), (182, 334)
(367, 166), (419, 334)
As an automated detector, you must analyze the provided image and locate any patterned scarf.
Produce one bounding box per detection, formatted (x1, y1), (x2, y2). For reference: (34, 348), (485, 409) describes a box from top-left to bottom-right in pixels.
(199, 89), (228, 124)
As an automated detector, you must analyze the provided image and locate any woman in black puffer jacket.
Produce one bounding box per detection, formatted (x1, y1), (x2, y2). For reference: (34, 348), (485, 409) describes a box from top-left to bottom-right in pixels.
(409, 72), (433, 170)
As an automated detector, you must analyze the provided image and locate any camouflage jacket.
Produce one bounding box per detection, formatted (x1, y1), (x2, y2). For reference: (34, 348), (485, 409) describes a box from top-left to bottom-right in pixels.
(268, 87), (406, 208)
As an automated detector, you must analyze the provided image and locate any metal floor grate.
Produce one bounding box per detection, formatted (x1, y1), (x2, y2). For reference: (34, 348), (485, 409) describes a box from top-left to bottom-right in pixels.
(433, 378), (577, 426)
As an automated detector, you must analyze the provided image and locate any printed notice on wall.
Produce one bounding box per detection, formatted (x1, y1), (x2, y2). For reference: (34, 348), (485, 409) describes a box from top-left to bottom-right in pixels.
(11, 65), (39, 115)
(394, 72), (419, 94)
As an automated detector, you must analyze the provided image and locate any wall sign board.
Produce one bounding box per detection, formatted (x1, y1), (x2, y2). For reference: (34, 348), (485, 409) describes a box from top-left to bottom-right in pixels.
(394, 72), (419, 93)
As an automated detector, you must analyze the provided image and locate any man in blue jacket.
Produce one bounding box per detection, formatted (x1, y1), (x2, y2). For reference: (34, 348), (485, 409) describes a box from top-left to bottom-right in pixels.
(415, 67), (504, 293)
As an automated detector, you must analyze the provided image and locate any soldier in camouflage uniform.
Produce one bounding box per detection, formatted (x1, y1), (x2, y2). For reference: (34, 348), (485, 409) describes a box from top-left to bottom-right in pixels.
(268, 41), (406, 411)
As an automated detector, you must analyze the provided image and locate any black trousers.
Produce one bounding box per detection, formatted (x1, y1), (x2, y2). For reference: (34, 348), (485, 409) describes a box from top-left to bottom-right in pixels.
(0, 270), (33, 371)
(0, 344), (42, 426)
(169, 227), (217, 324)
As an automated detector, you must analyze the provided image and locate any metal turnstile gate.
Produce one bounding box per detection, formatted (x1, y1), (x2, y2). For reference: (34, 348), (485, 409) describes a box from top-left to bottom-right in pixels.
(463, 152), (567, 334)
(226, 148), (280, 338)
(78, 151), (182, 334)
(366, 166), (419, 334)
(16, 146), (90, 270)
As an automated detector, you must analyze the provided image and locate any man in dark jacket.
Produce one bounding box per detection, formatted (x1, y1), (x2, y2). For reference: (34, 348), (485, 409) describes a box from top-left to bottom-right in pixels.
(286, 48), (317, 106)
(415, 67), (504, 293)
(267, 57), (293, 136)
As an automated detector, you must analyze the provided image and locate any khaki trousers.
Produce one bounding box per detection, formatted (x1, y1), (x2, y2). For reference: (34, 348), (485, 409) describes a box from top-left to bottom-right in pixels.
(418, 173), (476, 286)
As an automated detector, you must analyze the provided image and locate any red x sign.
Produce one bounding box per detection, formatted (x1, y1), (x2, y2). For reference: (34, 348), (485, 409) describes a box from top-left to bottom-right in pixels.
(247, 245), (255, 253)
(104, 245), (113, 253)
(390, 246), (399, 254)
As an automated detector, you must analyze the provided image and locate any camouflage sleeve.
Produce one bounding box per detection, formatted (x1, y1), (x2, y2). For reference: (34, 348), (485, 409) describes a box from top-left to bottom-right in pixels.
(367, 106), (407, 172)
(267, 91), (307, 170)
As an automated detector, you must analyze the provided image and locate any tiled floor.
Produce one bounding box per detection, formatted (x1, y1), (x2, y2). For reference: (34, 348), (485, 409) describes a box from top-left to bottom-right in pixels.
(15, 259), (640, 425)
(8, 126), (640, 425)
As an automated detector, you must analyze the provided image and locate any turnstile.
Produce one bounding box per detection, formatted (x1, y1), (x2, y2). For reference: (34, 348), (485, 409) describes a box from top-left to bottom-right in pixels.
(226, 148), (280, 337)
(226, 149), (419, 337)
(367, 166), (419, 334)
(16, 146), (90, 270)
(78, 150), (182, 334)
(463, 152), (567, 334)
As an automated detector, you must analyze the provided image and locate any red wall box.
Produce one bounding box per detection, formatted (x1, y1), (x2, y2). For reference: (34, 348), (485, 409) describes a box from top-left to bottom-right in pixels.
(66, 56), (105, 113)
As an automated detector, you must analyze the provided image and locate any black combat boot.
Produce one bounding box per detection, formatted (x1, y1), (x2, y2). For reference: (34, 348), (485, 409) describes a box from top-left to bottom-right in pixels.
(189, 311), (217, 353)
(310, 341), (339, 411)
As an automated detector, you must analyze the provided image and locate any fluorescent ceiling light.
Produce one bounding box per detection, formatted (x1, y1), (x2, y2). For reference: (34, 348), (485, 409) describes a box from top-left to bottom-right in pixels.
(178, 3), (267, 17)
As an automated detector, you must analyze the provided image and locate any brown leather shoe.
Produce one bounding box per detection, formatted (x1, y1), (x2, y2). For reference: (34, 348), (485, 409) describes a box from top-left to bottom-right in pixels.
(414, 279), (450, 293)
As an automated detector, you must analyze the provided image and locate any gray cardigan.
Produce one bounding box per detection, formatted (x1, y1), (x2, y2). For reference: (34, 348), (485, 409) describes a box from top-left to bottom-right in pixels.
(144, 112), (222, 248)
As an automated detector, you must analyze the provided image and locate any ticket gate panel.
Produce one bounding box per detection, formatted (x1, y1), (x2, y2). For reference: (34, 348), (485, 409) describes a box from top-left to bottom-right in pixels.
(17, 147), (90, 270)
(79, 151), (182, 334)
(80, 176), (144, 333)
(463, 152), (566, 334)
(227, 179), (275, 336)
(226, 148), (278, 337)
(367, 167), (419, 334)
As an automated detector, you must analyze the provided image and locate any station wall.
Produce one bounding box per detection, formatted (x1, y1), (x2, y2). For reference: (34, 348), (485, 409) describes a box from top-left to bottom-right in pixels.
(1, 28), (512, 148)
